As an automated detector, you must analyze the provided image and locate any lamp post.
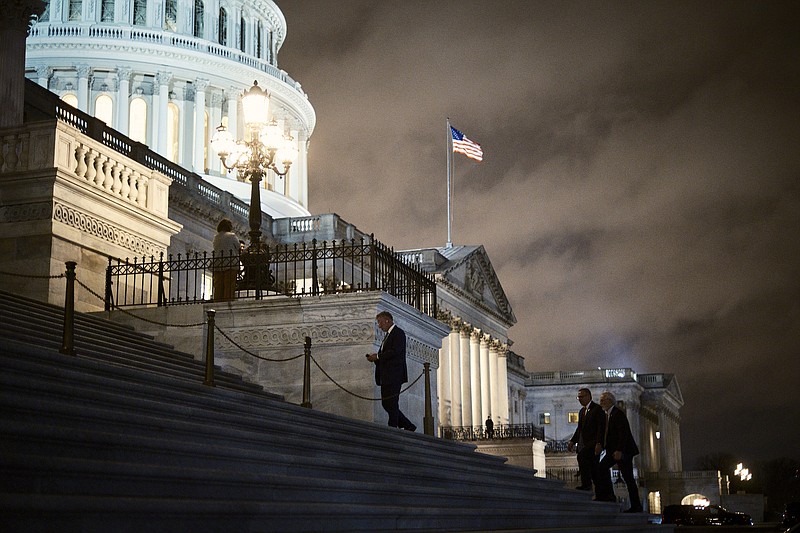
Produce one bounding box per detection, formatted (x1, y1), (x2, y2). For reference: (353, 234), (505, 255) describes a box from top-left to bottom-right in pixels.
(210, 80), (298, 251)
(210, 80), (298, 295)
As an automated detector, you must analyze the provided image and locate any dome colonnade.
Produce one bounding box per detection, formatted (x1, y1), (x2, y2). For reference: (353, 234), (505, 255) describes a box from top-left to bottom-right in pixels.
(25, 0), (315, 217)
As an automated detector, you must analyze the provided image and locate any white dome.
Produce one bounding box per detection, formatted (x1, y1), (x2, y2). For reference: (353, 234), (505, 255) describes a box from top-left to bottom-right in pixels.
(26, 0), (314, 217)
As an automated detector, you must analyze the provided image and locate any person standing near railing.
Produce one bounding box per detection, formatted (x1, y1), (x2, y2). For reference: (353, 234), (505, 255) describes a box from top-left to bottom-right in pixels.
(212, 218), (240, 302)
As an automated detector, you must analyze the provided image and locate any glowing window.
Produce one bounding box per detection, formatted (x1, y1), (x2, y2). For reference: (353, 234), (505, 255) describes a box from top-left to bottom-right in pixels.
(62, 94), (78, 108)
(95, 94), (113, 125)
(568, 411), (579, 424)
(539, 412), (551, 425)
(129, 97), (147, 144)
(166, 102), (179, 163)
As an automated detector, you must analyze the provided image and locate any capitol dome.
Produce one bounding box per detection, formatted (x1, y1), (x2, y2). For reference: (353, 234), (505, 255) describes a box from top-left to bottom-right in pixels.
(25, 0), (315, 218)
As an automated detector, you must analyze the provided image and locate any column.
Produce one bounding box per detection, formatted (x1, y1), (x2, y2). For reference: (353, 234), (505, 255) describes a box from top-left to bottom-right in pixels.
(488, 341), (499, 425)
(76, 64), (91, 112)
(35, 65), (52, 88)
(226, 86), (239, 142)
(154, 71), (172, 156)
(193, 78), (209, 172)
(496, 344), (509, 425)
(209, 91), (224, 174)
(116, 67), (132, 135)
(459, 325), (472, 427)
(470, 329), (482, 427)
(0, 0), (44, 127)
(437, 327), (451, 429)
(479, 334), (491, 421)
(448, 328), (462, 427)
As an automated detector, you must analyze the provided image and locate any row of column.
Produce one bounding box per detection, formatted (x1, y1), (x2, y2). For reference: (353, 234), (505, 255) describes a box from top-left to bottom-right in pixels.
(33, 65), (308, 207)
(438, 318), (509, 428)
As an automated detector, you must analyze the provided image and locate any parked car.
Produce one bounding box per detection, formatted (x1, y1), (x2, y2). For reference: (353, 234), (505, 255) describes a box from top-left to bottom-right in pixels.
(783, 502), (800, 529)
(662, 504), (753, 526)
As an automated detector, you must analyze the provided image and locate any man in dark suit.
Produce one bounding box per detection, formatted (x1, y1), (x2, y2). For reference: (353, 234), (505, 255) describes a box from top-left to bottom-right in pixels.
(568, 388), (602, 491)
(594, 390), (643, 512)
(366, 311), (416, 431)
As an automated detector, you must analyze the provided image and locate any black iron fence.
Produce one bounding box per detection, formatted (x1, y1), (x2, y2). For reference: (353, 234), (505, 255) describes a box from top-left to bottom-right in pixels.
(441, 423), (544, 442)
(105, 236), (437, 317)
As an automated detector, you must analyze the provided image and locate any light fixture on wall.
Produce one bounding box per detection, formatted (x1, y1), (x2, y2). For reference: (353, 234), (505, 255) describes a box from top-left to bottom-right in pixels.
(211, 80), (297, 251)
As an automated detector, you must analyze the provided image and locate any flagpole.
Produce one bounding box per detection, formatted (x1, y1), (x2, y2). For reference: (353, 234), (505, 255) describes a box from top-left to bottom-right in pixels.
(446, 118), (453, 248)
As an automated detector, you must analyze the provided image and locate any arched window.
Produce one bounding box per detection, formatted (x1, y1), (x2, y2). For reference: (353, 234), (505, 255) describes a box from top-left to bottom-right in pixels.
(239, 16), (245, 52)
(68, 0), (82, 21)
(129, 97), (147, 144)
(194, 0), (205, 38)
(95, 94), (114, 125)
(218, 7), (227, 45)
(164, 0), (177, 31)
(132, 0), (146, 26)
(62, 94), (79, 108)
(167, 102), (179, 163)
(101, 0), (114, 22)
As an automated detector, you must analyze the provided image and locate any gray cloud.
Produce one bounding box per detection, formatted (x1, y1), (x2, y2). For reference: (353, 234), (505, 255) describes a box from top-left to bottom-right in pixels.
(279, 0), (800, 466)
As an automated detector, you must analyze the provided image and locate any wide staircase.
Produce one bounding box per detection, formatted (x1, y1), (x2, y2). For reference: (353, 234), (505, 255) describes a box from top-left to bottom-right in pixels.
(0, 291), (670, 532)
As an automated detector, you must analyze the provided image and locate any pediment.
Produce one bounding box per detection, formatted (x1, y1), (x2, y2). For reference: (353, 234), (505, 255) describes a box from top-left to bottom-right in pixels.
(437, 245), (516, 326)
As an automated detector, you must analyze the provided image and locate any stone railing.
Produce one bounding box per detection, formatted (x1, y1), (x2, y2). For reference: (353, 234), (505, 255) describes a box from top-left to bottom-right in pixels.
(528, 368), (638, 385)
(27, 23), (306, 97)
(272, 213), (369, 244)
(0, 120), (170, 218)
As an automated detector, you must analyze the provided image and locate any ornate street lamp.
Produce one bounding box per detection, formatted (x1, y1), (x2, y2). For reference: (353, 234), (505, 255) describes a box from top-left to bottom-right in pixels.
(210, 80), (298, 251)
(210, 80), (298, 295)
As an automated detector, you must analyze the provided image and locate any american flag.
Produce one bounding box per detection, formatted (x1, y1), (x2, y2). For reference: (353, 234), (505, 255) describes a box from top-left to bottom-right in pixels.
(450, 126), (483, 162)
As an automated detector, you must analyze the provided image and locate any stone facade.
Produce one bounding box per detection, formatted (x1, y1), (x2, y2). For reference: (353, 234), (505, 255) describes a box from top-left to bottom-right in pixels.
(102, 291), (449, 428)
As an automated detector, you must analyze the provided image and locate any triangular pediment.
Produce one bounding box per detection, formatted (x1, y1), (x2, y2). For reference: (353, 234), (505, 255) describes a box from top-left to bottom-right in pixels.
(436, 245), (516, 326)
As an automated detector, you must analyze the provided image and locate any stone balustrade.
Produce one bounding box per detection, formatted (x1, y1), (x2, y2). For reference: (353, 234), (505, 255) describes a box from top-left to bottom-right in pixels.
(1, 120), (171, 218)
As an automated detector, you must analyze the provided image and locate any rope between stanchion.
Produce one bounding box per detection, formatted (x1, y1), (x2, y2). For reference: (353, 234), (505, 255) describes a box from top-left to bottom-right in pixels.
(0, 270), (65, 279)
(309, 353), (423, 401)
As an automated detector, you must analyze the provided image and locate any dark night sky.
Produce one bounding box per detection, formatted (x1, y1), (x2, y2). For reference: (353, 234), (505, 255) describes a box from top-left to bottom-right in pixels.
(275, 1), (800, 469)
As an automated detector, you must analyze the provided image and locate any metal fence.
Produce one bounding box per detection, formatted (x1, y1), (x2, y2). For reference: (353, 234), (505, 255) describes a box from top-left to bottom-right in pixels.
(105, 236), (437, 317)
(441, 423), (544, 441)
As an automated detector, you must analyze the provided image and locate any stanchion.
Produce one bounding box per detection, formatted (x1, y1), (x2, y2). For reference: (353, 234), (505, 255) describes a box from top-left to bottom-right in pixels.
(60, 261), (76, 356)
(204, 309), (216, 386)
(423, 362), (434, 435)
(301, 336), (312, 408)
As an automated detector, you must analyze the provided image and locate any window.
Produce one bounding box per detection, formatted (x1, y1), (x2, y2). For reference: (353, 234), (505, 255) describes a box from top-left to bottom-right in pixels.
(194, 0), (204, 38)
(101, 0), (114, 22)
(68, 0), (82, 21)
(239, 16), (245, 52)
(129, 97), (147, 144)
(164, 0), (177, 31)
(568, 411), (579, 424)
(133, 0), (146, 26)
(256, 21), (262, 58)
(62, 94), (79, 108)
(166, 102), (179, 162)
(95, 94), (113, 125)
(39, 0), (50, 22)
(539, 412), (551, 425)
(218, 7), (227, 45)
